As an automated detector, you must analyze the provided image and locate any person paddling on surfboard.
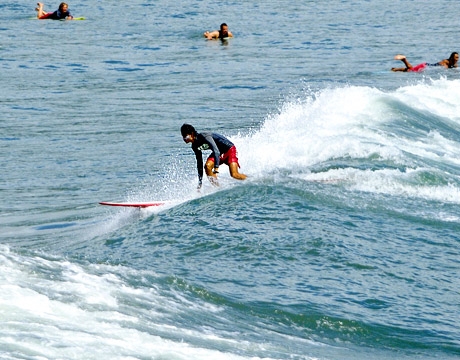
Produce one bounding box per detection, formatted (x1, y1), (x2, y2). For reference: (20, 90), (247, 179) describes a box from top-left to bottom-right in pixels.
(35, 2), (73, 20)
(204, 23), (233, 40)
(181, 124), (247, 189)
(391, 53), (458, 72)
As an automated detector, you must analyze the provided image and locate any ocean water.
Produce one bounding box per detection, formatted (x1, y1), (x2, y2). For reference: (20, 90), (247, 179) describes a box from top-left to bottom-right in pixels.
(1, 0), (460, 359)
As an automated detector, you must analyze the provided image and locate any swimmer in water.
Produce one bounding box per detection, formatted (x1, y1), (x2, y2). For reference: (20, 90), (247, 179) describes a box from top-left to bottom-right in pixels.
(391, 52), (458, 72)
(35, 2), (73, 20)
(204, 23), (233, 40)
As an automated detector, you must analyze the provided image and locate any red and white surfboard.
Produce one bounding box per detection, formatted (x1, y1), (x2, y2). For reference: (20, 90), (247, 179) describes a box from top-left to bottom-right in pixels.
(99, 201), (166, 208)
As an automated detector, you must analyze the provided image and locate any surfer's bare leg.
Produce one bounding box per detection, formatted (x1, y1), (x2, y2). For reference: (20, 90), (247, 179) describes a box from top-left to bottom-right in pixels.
(229, 162), (247, 180)
(35, 2), (46, 18)
(205, 160), (219, 186)
(392, 54), (412, 72)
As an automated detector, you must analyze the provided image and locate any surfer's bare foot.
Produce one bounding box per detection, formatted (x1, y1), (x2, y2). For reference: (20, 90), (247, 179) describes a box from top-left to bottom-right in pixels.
(207, 176), (219, 187)
(394, 54), (406, 60)
(36, 2), (46, 18)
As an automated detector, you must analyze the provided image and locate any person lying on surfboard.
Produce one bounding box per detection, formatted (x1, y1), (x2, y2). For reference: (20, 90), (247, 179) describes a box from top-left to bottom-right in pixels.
(35, 2), (73, 20)
(391, 52), (458, 72)
(204, 23), (233, 40)
(181, 123), (246, 189)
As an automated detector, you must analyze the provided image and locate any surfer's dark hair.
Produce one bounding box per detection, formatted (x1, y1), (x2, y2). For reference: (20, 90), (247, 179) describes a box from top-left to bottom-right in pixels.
(181, 124), (196, 137)
(448, 52), (458, 68)
(59, 2), (68, 11)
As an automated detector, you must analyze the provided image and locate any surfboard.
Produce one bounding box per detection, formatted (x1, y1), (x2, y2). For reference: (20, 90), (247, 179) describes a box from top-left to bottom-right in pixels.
(31, 16), (85, 20)
(99, 201), (166, 208)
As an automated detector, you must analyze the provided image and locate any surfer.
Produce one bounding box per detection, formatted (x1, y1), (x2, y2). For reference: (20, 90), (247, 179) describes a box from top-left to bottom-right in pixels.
(391, 52), (458, 72)
(181, 124), (247, 189)
(204, 23), (233, 40)
(35, 2), (73, 20)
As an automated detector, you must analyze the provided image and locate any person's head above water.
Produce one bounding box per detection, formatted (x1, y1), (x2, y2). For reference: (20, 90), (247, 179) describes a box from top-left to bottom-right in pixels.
(59, 2), (69, 12)
(448, 52), (459, 68)
(181, 123), (197, 143)
(220, 23), (229, 37)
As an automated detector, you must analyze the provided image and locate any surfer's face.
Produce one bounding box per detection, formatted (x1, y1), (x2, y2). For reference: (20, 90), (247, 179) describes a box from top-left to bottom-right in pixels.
(183, 134), (194, 143)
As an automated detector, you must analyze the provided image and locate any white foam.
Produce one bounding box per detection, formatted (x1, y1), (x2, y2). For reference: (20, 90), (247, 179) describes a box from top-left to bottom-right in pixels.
(297, 167), (460, 204)
(393, 78), (460, 121)
(0, 247), (288, 360)
(227, 81), (460, 204)
(235, 86), (394, 175)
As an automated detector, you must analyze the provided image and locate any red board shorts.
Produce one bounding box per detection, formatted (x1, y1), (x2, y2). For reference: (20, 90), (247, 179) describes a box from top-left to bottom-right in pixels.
(207, 146), (240, 167)
(39, 12), (54, 19)
(409, 62), (427, 72)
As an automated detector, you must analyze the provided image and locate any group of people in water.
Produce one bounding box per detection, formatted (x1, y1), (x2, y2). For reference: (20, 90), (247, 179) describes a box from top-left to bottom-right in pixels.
(34, 2), (459, 188)
(34, 3), (243, 189)
(36, 2), (458, 69)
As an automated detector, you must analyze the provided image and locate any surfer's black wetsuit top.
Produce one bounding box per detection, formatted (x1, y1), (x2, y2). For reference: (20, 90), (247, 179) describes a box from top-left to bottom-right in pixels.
(45, 9), (72, 19)
(191, 132), (234, 182)
(219, 30), (229, 39)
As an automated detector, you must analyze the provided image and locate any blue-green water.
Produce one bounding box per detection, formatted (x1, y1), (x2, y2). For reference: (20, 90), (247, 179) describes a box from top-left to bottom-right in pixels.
(1, 1), (460, 359)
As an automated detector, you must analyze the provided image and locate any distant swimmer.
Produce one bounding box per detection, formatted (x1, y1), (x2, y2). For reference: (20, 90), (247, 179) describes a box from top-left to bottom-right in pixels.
(391, 53), (458, 72)
(181, 123), (247, 189)
(35, 2), (73, 20)
(203, 23), (233, 40)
